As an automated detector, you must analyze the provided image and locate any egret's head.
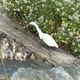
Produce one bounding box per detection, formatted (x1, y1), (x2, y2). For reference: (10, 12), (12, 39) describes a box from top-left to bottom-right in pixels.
(29, 22), (37, 27)
(29, 21), (39, 30)
(29, 21), (43, 39)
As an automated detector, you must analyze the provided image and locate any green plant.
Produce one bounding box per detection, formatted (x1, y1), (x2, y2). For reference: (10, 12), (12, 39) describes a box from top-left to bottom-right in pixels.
(2, 0), (80, 56)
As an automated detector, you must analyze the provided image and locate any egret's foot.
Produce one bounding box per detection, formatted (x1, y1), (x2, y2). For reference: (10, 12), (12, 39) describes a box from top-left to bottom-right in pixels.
(50, 47), (58, 51)
(40, 41), (48, 48)
(43, 44), (50, 50)
(40, 41), (59, 53)
(47, 47), (59, 53)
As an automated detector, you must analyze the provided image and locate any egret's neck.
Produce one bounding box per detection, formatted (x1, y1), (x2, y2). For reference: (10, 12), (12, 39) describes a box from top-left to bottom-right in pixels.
(33, 23), (43, 39)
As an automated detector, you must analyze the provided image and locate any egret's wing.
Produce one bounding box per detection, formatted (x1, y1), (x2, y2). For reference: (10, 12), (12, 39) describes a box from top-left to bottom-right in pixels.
(42, 33), (58, 47)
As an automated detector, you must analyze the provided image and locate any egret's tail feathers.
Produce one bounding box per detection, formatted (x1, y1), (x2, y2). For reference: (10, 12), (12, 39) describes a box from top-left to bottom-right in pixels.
(56, 45), (58, 48)
(54, 44), (58, 48)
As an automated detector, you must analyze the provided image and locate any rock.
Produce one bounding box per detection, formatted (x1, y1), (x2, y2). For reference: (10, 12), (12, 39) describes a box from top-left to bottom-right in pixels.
(11, 67), (79, 80)
(1, 37), (33, 60)
(65, 66), (80, 80)
(50, 67), (74, 80)
(0, 4), (76, 67)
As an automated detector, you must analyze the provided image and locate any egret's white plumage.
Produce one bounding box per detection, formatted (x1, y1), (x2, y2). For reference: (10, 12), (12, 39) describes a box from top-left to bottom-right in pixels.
(29, 22), (58, 48)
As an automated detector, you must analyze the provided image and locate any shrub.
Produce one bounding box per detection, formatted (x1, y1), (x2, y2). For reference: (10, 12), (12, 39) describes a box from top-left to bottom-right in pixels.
(2, 0), (80, 55)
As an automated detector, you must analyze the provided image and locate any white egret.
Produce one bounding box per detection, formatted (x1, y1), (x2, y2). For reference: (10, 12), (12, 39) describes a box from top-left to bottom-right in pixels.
(29, 22), (58, 48)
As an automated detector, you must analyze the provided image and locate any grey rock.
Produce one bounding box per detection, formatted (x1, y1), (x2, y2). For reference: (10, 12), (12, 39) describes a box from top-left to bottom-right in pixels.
(11, 67), (76, 80)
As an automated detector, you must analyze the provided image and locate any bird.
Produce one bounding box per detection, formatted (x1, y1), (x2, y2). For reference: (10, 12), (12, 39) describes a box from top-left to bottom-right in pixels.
(29, 22), (58, 48)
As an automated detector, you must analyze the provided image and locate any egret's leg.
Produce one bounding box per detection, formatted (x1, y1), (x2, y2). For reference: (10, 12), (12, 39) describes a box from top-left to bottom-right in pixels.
(40, 41), (51, 51)
(40, 41), (57, 53)
(49, 47), (53, 53)
(40, 41), (50, 51)
(40, 40), (47, 47)
(42, 43), (52, 52)
(49, 47), (59, 53)
(40, 41), (44, 47)
(42, 43), (49, 49)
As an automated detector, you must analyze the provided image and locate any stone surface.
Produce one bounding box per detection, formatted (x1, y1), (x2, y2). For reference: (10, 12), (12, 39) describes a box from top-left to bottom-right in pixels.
(11, 67), (80, 80)
(0, 3), (77, 67)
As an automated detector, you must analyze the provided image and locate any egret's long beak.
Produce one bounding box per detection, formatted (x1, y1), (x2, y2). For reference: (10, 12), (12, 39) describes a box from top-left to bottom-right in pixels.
(26, 23), (31, 28)
(28, 23), (33, 26)
(28, 22), (37, 27)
